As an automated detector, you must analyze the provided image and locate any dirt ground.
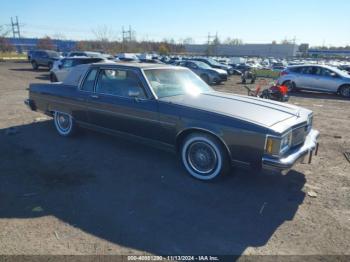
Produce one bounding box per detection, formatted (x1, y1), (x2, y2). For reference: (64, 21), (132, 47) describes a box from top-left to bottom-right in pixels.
(0, 61), (349, 256)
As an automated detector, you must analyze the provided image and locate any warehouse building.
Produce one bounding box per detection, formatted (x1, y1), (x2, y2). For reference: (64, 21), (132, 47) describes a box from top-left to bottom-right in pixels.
(185, 43), (299, 57)
(7, 37), (76, 52)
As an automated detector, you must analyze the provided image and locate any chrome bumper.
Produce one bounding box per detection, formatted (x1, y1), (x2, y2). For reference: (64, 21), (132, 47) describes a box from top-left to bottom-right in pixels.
(24, 99), (36, 111)
(262, 129), (320, 171)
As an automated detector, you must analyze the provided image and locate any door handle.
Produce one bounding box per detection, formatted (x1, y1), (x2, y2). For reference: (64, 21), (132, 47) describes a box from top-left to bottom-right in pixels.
(90, 94), (99, 99)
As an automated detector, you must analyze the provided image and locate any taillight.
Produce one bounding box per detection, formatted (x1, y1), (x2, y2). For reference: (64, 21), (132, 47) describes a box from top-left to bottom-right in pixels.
(280, 71), (288, 76)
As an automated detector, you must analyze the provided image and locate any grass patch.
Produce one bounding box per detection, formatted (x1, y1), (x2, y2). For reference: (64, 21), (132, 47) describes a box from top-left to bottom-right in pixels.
(0, 52), (27, 60)
(253, 69), (280, 79)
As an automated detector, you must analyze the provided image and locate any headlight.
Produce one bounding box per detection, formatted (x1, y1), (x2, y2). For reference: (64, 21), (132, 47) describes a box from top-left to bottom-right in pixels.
(265, 130), (292, 156)
(210, 71), (220, 77)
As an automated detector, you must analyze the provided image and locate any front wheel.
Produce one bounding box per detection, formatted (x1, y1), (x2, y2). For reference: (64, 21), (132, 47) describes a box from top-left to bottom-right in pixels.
(181, 133), (229, 181)
(339, 85), (350, 98)
(53, 111), (76, 136)
(31, 61), (38, 70)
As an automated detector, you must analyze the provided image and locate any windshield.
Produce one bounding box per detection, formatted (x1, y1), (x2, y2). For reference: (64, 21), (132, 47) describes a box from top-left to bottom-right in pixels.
(207, 58), (222, 66)
(47, 51), (60, 58)
(328, 66), (348, 76)
(193, 61), (212, 69)
(144, 68), (213, 98)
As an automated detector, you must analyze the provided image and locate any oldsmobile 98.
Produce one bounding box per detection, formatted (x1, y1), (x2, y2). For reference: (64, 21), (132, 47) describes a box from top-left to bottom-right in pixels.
(26, 62), (319, 180)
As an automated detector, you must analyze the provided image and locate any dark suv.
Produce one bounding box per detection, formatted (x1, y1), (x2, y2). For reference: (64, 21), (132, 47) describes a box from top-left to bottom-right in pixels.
(30, 50), (61, 70)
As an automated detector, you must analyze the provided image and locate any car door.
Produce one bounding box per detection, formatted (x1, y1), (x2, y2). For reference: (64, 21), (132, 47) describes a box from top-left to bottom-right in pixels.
(36, 51), (46, 66)
(86, 67), (160, 141)
(313, 68), (342, 92)
(297, 66), (318, 90)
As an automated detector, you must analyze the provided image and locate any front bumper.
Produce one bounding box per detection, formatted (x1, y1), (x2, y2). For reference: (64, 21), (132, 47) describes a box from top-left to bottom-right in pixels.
(24, 99), (36, 111)
(262, 129), (319, 171)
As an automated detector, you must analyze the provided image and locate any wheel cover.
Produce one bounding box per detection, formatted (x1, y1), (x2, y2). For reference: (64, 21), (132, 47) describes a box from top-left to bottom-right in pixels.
(187, 141), (218, 174)
(341, 87), (350, 97)
(56, 113), (71, 132)
(285, 81), (293, 90)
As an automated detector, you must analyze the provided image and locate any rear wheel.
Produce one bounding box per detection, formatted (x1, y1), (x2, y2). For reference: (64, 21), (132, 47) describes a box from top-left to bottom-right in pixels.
(339, 85), (350, 98)
(181, 133), (229, 181)
(31, 61), (38, 70)
(284, 80), (296, 92)
(53, 112), (76, 136)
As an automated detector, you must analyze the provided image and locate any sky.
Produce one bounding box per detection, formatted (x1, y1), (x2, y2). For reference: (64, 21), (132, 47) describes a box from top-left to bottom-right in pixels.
(1, 0), (349, 46)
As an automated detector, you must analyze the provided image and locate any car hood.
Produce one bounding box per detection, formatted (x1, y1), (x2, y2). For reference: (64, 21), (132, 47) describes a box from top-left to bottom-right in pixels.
(211, 68), (227, 75)
(159, 92), (304, 128)
(218, 64), (231, 70)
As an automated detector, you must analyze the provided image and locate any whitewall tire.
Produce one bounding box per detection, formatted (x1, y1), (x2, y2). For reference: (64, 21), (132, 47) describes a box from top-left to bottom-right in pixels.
(181, 133), (229, 181)
(53, 111), (75, 136)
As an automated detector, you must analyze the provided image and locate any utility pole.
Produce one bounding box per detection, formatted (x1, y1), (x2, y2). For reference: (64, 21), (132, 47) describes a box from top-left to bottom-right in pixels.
(122, 25), (133, 52)
(206, 32), (216, 56)
(11, 16), (22, 53)
(11, 16), (21, 38)
(122, 26), (132, 42)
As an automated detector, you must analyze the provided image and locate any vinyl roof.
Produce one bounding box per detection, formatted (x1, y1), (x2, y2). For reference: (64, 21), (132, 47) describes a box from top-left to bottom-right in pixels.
(92, 61), (176, 69)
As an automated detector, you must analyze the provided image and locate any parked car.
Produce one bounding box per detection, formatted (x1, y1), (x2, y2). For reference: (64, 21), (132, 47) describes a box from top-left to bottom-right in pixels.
(338, 65), (350, 74)
(178, 60), (227, 84)
(278, 65), (350, 98)
(67, 51), (104, 58)
(26, 62), (319, 181)
(27, 50), (35, 61)
(231, 63), (252, 73)
(50, 57), (106, 82)
(192, 58), (234, 75)
(30, 50), (61, 70)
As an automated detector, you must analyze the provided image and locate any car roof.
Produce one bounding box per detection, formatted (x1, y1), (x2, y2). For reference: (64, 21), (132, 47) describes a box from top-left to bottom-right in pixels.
(91, 61), (177, 70)
(65, 56), (104, 60)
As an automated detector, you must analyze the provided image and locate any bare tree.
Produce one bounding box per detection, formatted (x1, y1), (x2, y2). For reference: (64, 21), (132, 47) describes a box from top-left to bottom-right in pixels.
(0, 25), (14, 52)
(92, 25), (117, 42)
(37, 36), (55, 50)
(0, 25), (10, 37)
(224, 37), (243, 45)
(183, 37), (195, 45)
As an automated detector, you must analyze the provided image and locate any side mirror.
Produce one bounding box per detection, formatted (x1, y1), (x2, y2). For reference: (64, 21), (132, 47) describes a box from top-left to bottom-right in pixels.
(128, 90), (140, 98)
(330, 72), (338, 78)
(58, 64), (62, 69)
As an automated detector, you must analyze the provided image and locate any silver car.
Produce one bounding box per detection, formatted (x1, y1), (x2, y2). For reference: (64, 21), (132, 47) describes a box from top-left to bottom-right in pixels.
(278, 65), (350, 98)
(50, 57), (107, 82)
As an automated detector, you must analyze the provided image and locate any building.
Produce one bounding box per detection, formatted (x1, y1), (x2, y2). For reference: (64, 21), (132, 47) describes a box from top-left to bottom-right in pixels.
(7, 37), (76, 52)
(308, 49), (350, 57)
(185, 43), (299, 57)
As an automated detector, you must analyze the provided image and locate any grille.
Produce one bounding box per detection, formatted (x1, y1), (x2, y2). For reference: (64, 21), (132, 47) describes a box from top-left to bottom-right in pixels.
(292, 124), (308, 147)
(220, 74), (228, 80)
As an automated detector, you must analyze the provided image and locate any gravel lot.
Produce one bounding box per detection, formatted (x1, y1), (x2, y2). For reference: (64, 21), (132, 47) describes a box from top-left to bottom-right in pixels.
(0, 61), (349, 256)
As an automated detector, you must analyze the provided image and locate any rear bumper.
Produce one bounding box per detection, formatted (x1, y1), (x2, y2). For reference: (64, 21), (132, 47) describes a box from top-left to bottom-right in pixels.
(262, 129), (319, 171)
